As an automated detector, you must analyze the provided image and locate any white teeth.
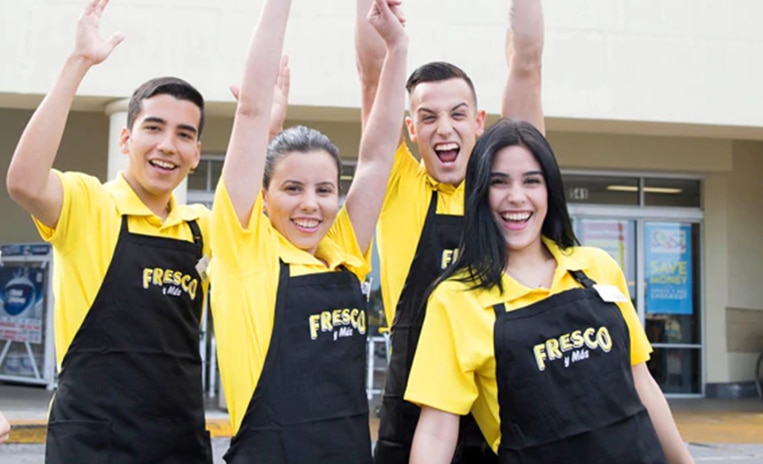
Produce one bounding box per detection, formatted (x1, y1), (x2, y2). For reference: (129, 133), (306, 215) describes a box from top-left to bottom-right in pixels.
(151, 160), (176, 169)
(293, 219), (319, 229)
(434, 143), (459, 152)
(502, 212), (531, 221)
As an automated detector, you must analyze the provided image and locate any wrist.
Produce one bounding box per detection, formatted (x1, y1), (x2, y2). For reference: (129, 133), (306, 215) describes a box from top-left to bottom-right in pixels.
(65, 53), (97, 71)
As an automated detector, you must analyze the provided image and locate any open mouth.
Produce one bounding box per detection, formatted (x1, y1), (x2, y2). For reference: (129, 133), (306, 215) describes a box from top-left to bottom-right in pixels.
(150, 160), (178, 171)
(499, 212), (532, 230)
(434, 142), (460, 164)
(292, 218), (321, 233)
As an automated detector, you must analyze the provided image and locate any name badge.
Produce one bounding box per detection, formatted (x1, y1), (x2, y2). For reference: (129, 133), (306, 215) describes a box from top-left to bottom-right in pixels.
(593, 284), (629, 303)
(195, 255), (211, 281)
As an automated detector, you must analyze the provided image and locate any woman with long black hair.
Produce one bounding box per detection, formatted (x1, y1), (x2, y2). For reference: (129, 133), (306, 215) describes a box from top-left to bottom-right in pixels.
(406, 118), (694, 464)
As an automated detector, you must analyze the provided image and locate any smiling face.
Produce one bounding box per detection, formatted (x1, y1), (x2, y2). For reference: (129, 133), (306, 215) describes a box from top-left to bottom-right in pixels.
(489, 144), (548, 254)
(263, 150), (340, 255)
(119, 94), (201, 210)
(405, 78), (486, 186)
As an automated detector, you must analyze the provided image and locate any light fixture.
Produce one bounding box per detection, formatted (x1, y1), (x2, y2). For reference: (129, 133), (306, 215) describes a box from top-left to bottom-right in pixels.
(606, 185), (682, 194)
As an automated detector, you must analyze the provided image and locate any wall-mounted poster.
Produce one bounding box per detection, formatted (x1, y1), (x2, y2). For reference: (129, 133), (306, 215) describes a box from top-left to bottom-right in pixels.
(0, 265), (46, 343)
(645, 223), (693, 315)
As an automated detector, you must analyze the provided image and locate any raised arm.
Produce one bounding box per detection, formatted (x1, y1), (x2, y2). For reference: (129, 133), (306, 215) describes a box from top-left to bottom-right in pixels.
(345, 0), (408, 254)
(354, 0), (403, 130)
(6, 0), (124, 228)
(222, 0), (292, 226)
(501, 0), (545, 134)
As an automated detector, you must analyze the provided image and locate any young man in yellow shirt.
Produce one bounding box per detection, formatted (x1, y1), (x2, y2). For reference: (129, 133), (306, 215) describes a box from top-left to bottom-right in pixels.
(7, 1), (212, 462)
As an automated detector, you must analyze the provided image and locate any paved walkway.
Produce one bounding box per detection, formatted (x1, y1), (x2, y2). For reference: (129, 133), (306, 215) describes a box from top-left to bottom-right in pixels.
(2, 383), (762, 462)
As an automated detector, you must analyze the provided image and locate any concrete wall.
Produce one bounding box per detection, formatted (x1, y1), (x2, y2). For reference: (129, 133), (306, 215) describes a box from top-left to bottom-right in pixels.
(0, 109), (110, 243)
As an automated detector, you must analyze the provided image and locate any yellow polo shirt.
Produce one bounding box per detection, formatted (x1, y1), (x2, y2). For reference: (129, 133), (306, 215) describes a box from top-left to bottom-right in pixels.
(209, 180), (371, 434)
(405, 238), (652, 454)
(33, 171), (211, 369)
(376, 142), (464, 326)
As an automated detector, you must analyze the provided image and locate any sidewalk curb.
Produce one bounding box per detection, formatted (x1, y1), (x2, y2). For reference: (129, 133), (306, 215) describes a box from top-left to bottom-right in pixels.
(7, 419), (235, 445)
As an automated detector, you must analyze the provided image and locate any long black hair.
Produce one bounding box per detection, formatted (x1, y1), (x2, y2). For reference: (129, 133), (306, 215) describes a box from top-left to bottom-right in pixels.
(439, 118), (578, 293)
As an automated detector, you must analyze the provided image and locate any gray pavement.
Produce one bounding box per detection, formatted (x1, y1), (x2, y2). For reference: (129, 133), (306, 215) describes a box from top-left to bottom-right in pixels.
(3, 440), (763, 463)
(2, 382), (763, 463)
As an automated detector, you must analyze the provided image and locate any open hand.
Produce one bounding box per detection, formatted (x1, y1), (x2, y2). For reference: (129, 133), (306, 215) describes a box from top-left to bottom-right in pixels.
(73, 0), (124, 66)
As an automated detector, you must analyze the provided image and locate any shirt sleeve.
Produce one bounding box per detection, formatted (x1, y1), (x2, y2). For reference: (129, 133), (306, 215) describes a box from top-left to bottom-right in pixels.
(33, 170), (103, 255)
(404, 282), (481, 415)
(326, 207), (371, 280)
(210, 179), (277, 276)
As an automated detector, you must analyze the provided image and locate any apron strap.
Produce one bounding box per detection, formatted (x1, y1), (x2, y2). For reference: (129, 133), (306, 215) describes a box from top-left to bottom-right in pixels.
(569, 270), (597, 289)
(493, 303), (505, 316)
(186, 219), (203, 252)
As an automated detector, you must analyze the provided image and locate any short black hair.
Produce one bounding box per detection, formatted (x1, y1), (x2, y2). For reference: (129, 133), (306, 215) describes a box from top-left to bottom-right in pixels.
(405, 61), (478, 107)
(127, 77), (205, 140)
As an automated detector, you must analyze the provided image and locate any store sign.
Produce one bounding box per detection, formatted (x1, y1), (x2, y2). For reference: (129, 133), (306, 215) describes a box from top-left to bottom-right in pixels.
(645, 223), (693, 315)
(568, 187), (589, 201)
(0, 266), (45, 343)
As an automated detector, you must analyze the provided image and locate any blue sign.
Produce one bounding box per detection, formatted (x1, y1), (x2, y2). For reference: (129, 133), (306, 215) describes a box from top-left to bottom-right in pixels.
(0, 265), (46, 343)
(645, 223), (693, 315)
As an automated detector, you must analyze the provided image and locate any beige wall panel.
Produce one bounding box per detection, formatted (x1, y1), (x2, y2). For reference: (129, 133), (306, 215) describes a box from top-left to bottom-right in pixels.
(546, 132), (733, 173)
(727, 352), (760, 383)
(4, 1), (763, 133)
(0, 109), (109, 244)
(199, 117), (364, 163)
(727, 142), (763, 310)
(703, 174), (730, 382)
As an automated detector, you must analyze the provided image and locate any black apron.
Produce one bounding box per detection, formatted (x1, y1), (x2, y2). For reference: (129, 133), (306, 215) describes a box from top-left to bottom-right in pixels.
(46, 216), (211, 464)
(375, 191), (497, 464)
(492, 270), (667, 463)
(224, 262), (372, 464)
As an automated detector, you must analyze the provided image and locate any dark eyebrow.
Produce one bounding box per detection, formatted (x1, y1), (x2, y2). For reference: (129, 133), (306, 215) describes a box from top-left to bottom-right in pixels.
(490, 170), (544, 178)
(142, 116), (166, 125)
(416, 102), (470, 115)
(142, 116), (198, 135)
(524, 170), (544, 177)
(177, 124), (198, 135)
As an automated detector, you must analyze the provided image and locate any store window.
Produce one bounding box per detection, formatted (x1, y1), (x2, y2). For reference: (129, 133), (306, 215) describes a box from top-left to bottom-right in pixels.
(566, 173), (703, 396)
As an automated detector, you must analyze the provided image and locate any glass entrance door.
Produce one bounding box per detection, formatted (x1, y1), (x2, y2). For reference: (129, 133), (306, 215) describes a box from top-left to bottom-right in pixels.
(643, 221), (702, 394)
(573, 217), (702, 395)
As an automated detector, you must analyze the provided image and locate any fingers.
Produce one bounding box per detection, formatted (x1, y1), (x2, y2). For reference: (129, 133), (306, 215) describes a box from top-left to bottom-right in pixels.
(92, 0), (110, 16)
(83, 0), (101, 16)
(369, 0), (405, 27)
(108, 32), (126, 49)
(388, 1), (406, 25)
